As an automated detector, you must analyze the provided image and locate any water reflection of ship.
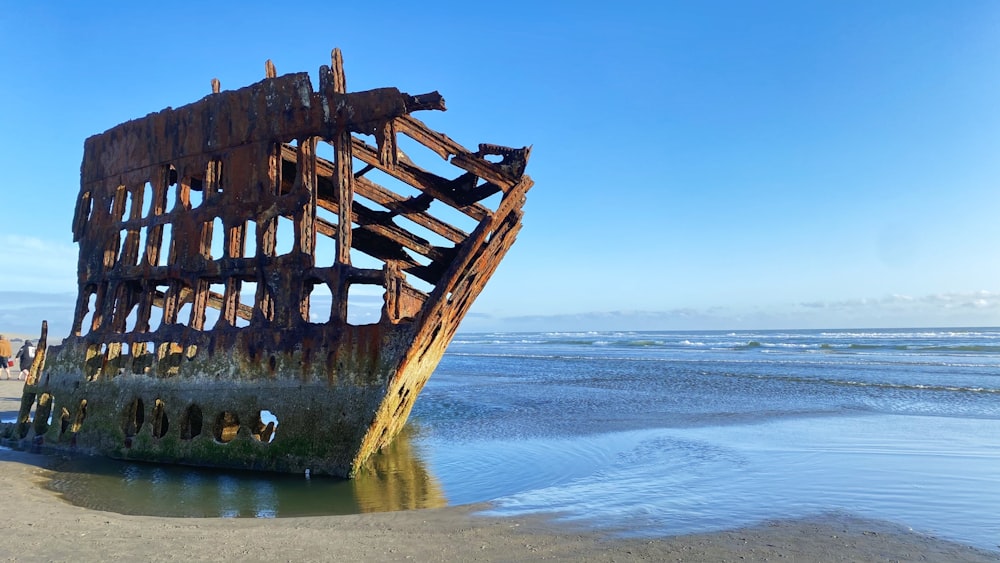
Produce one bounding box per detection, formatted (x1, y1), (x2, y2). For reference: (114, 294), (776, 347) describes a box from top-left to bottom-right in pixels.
(352, 426), (447, 512)
(42, 425), (445, 517)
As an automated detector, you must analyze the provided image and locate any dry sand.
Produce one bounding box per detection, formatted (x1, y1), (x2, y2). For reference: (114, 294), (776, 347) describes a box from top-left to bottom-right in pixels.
(0, 380), (997, 562)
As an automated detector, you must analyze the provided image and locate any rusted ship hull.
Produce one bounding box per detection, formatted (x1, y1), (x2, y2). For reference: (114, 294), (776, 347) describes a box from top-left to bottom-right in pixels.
(5, 50), (532, 477)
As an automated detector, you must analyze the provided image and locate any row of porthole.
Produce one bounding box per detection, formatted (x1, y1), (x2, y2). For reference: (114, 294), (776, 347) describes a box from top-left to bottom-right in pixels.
(120, 398), (279, 446)
(12, 394), (86, 441)
(19, 394), (279, 446)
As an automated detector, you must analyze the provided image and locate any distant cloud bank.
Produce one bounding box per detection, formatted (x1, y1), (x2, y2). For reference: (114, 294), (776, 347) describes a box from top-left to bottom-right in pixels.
(3, 289), (998, 340)
(463, 290), (1000, 332)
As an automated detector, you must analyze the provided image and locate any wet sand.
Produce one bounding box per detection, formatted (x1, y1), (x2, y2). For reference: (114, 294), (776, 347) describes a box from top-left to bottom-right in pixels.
(0, 380), (997, 562)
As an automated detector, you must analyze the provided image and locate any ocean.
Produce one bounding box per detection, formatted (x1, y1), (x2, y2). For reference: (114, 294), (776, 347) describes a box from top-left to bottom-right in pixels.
(42, 327), (1000, 551)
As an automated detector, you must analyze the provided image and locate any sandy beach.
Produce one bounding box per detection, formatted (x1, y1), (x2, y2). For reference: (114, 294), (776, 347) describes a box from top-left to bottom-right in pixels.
(0, 381), (995, 562)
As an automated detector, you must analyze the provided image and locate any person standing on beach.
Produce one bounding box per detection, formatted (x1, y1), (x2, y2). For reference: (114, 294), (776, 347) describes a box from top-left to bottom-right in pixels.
(15, 340), (35, 381)
(0, 335), (10, 380)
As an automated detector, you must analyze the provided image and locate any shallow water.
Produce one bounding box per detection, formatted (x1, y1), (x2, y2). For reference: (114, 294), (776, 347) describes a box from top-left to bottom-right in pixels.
(36, 328), (1000, 551)
(42, 427), (446, 518)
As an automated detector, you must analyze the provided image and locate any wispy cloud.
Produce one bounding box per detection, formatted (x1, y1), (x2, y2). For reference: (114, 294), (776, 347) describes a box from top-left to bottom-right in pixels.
(798, 291), (1000, 312)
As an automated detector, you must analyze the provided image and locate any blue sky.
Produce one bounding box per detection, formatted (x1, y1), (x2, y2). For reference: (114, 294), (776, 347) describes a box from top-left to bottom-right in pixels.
(2, 1), (1000, 336)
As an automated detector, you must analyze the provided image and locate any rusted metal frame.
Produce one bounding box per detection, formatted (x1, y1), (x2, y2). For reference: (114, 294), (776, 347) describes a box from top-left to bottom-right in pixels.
(120, 227), (141, 269)
(163, 177), (194, 267)
(220, 209), (248, 328)
(353, 207), (450, 264)
(152, 287), (253, 322)
(101, 184), (123, 271)
(328, 46), (352, 253)
(177, 174), (192, 211)
(285, 144), (468, 244)
(73, 190), (103, 281)
(448, 210), (523, 316)
(70, 286), (91, 336)
(353, 175), (467, 244)
(255, 144), (281, 325)
(449, 152), (518, 194)
(108, 281), (137, 333)
(295, 139), (318, 323)
(434, 215), (523, 359)
(196, 211), (215, 261)
(351, 138), (490, 222)
(312, 211), (448, 289)
(451, 219), (522, 339)
(129, 340), (150, 369)
(406, 176), (532, 362)
(191, 181), (217, 330)
(133, 284), (155, 339)
(311, 215), (426, 291)
(212, 291), (254, 321)
(329, 49), (354, 327)
(104, 342), (124, 376)
(262, 141), (312, 329)
(317, 53), (357, 327)
(333, 131), (353, 324)
(489, 177), (534, 233)
(76, 75), (429, 187)
(293, 140), (318, 257)
(384, 261), (402, 322)
(219, 278), (242, 328)
(35, 48), (531, 477)
(393, 115), (464, 161)
(188, 279), (210, 331)
(118, 226), (141, 269)
(312, 214), (406, 267)
(395, 115), (518, 194)
(300, 265), (346, 323)
(102, 233), (118, 271)
(161, 280), (183, 326)
(375, 120), (398, 169)
(157, 172), (182, 332)
(143, 168), (171, 268)
(344, 267), (384, 285)
(120, 183), (145, 266)
(89, 282), (108, 335)
(188, 158), (223, 331)
(72, 189), (92, 242)
(99, 282), (131, 371)
(410, 210), (524, 375)
(379, 260), (431, 324)
(313, 194), (449, 263)
(330, 48), (347, 94)
(112, 184), (129, 222)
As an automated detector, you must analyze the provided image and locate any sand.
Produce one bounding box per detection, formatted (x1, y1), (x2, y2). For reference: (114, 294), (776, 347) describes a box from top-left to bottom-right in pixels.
(0, 380), (996, 562)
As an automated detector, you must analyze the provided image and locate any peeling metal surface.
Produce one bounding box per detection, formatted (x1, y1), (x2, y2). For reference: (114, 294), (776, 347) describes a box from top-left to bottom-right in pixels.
(5, 50), (532, 477)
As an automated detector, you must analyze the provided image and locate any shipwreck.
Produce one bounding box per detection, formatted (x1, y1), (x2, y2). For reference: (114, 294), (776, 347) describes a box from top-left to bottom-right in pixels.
(6, 49), (532, 477)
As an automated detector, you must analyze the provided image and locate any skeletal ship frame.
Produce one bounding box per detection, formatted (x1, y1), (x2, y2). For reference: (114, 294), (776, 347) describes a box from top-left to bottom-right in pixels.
(6, 50), (532, 477)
